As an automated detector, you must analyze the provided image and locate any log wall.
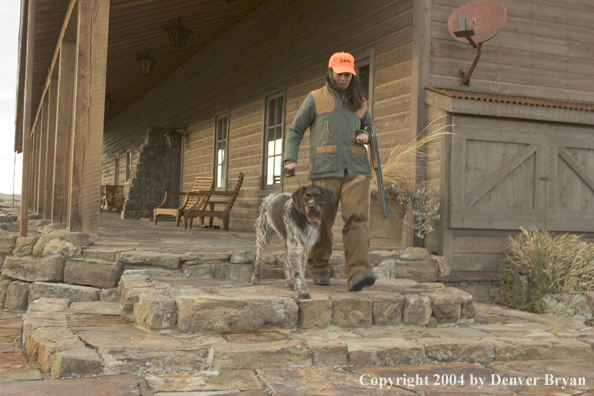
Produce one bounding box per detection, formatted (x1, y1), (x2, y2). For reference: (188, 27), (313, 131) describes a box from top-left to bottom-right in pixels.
(102, 0), (415, 241)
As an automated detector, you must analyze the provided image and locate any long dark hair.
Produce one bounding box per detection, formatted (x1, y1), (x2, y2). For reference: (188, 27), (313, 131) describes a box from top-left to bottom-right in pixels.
(326, 68), (366, 112)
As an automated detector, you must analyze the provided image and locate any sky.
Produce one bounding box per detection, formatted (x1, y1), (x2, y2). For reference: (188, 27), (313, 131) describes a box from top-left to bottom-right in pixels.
(0, 1), (22, 195)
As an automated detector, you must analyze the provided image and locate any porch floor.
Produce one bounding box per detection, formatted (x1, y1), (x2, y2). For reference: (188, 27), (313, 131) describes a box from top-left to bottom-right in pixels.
(95, 211), (288, 255)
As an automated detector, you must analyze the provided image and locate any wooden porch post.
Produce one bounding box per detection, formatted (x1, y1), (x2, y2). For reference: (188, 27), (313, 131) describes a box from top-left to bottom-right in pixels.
(30, 124), (38, 212)
(52, 40), (76, 224)
(20, 0), (35, 236)
(67, 0), (110, 233)
(45, 77), (58, 220)
(37, 99), (49, 216)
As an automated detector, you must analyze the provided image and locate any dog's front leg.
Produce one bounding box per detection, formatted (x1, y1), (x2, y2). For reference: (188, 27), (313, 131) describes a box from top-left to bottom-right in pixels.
(286, 244), (310, 299)
(283, 246), (295, 288)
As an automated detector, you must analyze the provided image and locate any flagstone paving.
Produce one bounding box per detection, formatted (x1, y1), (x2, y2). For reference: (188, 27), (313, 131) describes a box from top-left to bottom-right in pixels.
(1, 211), (594, 394)
(2, 298), (594, 395)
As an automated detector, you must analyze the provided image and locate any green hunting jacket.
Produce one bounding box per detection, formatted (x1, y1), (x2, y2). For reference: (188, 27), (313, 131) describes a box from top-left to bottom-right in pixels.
(284, 84), (374, 180)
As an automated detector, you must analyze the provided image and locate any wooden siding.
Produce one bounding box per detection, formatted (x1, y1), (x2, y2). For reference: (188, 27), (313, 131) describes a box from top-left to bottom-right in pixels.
(447, 114), (594, 271)
(102, 0), (415, 235)
(430, 0), (594, 101)
(101, 146), (141, 200)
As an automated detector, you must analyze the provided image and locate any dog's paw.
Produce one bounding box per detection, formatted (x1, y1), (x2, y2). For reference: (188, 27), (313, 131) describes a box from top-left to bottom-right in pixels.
(251, 274), (260, 285)
(297, 291), (311, 300)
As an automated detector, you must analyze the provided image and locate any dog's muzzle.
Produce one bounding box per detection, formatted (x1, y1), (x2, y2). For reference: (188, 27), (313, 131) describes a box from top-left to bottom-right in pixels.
(305, 206), (323, 223)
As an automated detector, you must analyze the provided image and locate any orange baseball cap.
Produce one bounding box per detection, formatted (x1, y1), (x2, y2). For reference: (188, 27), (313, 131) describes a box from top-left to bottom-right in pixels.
(328, 52), (356, 75)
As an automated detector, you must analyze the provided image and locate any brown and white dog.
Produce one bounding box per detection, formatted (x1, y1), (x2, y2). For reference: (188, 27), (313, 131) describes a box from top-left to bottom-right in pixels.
(251, 185), (334, 299)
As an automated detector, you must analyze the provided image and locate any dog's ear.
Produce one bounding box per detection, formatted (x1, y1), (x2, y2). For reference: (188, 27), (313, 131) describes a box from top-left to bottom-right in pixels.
(320, 187), (335, 205)
(292, 186), (306, 215)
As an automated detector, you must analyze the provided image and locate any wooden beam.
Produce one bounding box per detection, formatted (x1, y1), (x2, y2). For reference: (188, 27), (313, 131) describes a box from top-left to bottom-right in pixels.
(68, 0), (110, 233)
(14, 0), (27, 154)
(52, 40), (76, 224)
(463, 144), (538, 207)
(32, 0), (77, 132)
(38, 99), (49, 216)
(45, 77), (58, 220)
(558, 147), (594, 193)
(20, 0), (36, 236)
(30, 123), (37, 212)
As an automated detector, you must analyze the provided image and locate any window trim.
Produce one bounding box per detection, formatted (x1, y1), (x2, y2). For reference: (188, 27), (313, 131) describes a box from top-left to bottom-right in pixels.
(353, 47), (375, 115)
(125, 150), (132, 181)
(114, 155), (120, 185)
(213, 110), (230, 190)
(261, 89), (286, 192)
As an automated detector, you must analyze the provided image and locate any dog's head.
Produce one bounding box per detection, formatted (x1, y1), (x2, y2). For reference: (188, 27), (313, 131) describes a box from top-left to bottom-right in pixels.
(292, 184), (335, 223)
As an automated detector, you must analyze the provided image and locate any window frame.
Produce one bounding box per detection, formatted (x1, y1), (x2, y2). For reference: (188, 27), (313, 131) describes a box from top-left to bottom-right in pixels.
(114, 155), (120, 185)
(261, 90), (286, 191)
(125, 150), (132, 181)
(213, 111), (230, 190)
(353, 47), (375, 115)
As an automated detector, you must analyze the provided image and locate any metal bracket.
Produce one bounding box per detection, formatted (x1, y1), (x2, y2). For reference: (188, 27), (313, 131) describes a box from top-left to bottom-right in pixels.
(460, 40), (482, 86)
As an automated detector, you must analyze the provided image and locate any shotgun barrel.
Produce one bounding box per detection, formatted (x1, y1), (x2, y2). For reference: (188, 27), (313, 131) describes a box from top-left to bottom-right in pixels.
(365, 126), (388, 218)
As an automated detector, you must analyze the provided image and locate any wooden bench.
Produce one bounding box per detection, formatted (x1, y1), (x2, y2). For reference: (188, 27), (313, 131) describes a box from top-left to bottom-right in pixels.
(183, 172), (244, 231)
(153, 176), (214, 227)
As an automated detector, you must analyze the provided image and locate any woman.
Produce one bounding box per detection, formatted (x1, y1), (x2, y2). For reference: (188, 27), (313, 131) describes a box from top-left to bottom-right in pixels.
(283, 51), (375, 292)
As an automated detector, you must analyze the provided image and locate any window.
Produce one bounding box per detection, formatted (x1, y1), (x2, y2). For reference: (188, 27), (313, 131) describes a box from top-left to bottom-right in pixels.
(263, 93), (284, 186)
(214, 114), (228, 189)
(354, 51), (374, 111)
(125, 151), (132, 181)
(357, 63), (370, 101)
(114, 155), (119, 185)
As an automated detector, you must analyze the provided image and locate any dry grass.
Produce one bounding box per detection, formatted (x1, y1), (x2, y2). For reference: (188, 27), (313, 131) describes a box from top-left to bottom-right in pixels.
(370, 116), (452, 238)
(502, 228), (594, 294)
(499, 228), (594, 310)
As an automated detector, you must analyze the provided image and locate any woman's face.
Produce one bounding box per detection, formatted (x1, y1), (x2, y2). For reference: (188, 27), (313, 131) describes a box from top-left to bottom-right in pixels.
(332, 71), (353, 90)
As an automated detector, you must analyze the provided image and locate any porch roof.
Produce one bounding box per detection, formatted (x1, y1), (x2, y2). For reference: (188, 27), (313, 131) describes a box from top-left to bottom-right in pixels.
(15, 0), (268, 152)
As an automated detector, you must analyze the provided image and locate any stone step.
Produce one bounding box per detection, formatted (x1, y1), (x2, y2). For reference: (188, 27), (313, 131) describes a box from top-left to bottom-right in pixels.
(21, 298), (594, 379)
(441, 271), (500, 303)
(84, 246), (450, 284)
(120, 275), (475, 332)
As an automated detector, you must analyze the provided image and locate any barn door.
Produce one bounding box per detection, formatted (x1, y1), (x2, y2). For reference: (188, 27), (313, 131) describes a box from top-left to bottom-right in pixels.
(450, 116), (594, 233)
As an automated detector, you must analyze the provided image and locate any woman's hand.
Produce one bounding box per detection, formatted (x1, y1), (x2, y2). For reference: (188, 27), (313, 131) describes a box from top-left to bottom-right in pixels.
(283, 162), (297, 176)
(355, 133), (369, 144)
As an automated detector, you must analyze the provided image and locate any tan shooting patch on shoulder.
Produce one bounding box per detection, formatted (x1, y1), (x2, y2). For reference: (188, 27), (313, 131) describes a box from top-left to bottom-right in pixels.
(312, 87), (335, 114)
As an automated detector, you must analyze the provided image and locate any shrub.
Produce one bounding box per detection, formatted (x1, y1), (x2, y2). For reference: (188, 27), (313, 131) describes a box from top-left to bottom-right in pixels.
(498, 228), (594, 311)
(370, 119), (451, 239)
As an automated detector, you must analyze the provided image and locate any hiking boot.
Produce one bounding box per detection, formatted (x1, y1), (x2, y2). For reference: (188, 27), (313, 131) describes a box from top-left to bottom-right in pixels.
(347, 270), (376, 292)
(313, 272), (331, 286)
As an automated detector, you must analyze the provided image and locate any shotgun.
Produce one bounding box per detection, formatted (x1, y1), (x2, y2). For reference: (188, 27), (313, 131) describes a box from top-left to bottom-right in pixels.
(365, 126), (388, 218)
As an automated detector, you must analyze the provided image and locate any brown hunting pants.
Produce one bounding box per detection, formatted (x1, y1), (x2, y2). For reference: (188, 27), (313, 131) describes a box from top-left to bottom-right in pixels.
(308, 171), (371, 281)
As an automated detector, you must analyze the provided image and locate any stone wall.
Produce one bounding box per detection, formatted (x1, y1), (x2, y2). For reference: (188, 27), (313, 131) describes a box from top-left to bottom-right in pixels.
(0, 212), (454, 313)
(0, 227), (120, 311)
(122, 127), (173, 219)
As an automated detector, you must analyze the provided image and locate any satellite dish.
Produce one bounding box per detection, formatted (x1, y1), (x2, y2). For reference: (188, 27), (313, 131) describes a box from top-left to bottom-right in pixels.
(447, 1), (506, 85)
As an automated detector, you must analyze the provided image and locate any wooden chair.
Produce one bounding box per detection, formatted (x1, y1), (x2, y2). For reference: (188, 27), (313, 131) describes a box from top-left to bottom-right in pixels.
(101, 185), (124, 212)
(184, 172), (245, 230)
(153, 176), (214, 227)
